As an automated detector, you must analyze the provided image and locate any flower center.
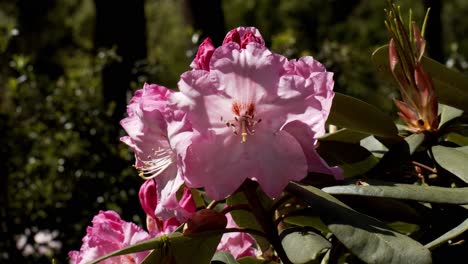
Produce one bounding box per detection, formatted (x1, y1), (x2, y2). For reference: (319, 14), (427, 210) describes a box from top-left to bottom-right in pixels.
(226, 101), (261, 143)
(135, 147), (175, 179)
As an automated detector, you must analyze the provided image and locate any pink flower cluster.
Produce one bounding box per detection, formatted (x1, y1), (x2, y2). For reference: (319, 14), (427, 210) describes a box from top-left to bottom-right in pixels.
(70, 27), (340, 264)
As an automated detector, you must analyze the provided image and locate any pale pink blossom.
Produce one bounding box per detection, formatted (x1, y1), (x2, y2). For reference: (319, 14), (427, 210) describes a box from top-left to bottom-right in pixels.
(217, 213), (257, 259)
(120, 83), (192, 220)
(68, 211), (150, 264)
(172, 27), (341, 200)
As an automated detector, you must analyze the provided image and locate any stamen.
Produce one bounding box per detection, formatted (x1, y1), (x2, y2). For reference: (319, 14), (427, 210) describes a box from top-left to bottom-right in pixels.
(135, 147), (175, 180)
(229, 101), (261, 143)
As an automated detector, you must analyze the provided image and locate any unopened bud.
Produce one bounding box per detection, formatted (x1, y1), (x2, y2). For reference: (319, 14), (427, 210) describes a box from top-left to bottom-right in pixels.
(183, 209), (227, 235)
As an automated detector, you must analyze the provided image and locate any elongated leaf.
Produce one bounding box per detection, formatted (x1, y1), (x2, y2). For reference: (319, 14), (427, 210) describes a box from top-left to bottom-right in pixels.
(227, 192), (270, 251)
(425, 218), (468, 249)
(372, 45), (468, 112)
(317, 140), (379, 178)
(322, 183), (468, 204)
(360, 136), (389, 158)
(212, 251), (239, 264)
(89, 235), (168, 264)
(287, 183), (432, 264)
(328, 92), (399, 138)
(280, 227), (331, 263)
(89, 231), (223, 264)
(432, 145), (468, 183)
(238, 257), (278, 264)
(438, 104), (464, 128)
(320, 128), (370, 144)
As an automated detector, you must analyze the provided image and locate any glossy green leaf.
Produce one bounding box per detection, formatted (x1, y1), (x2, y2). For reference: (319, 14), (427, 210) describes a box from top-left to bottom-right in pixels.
(432, 145), (468, 183)
(360, 136), (389, 158)
(372, 45), (468, 112)
(328, 92), (399, 138)
(320, 128), (370, 144)
(387, 221), (420, 236)
(89, 231), (223, 264)
(280, 227), (331, 264)
(227, 192), (270, 251)
(322, 183), (468, 204)
(284, 214), (330, 234)
(438, 104), (464, 128)
(170, 231), (224, 264)
(317, 140), (379, 178)
(445, 132), (468, 146)
(287, 183), (432, 264)
(212, 251), (239, 264)
(425, 218), (468, 249)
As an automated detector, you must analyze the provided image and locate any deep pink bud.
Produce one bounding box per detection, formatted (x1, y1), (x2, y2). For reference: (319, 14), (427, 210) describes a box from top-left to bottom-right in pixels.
(240, 31), (263, 48)
(191, 37), (215, 70)
(139, 180), (158, 219)
(179, 188), (196, 214)
(223, 30), (241, 45)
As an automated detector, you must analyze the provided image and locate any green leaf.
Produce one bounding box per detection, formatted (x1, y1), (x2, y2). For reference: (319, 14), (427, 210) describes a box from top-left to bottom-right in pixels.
(322, 183), (468, 204)
(89, 231), (223, 264)
(284, 212), (330, 234)
(211, 251), (240, 264)
(438, 104), (464, 128)
(170, 231), (223, 264)
(425, 218), (468, 249)
(227, 192), (270, 251)
(360, 136), (389, 158)
(280, 227), (331, 264)
(445, 132), (468, 146)
(432, 145), (468, 183)
(317, 140), (379, 178)
(328, 92), (399, 138)
(372, 45), (468, 112)
(89, 234), (167, 264)
(238, 257), (278, 264)
(320, 128), (370, 144)
(287, 183), (432, 264)
(387, 221), (420, 236)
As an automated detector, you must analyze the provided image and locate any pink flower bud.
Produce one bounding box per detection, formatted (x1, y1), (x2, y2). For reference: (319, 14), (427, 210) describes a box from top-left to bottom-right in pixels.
(191, 37), (215, 71)
(139, 179), (158, 219)
(183, 209), (227, 235)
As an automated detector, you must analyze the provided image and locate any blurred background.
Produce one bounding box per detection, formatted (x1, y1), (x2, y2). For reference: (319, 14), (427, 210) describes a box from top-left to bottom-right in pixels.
(0, 0), (467, 263)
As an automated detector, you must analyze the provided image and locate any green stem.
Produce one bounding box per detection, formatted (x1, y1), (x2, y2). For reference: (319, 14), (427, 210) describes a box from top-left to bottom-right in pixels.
(241, 180), (292, 264)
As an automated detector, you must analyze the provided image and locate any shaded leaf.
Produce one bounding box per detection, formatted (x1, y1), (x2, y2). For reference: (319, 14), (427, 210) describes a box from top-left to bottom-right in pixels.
(317, 140), (379, 178)
(387, 221), (420, 236)
(320, 128), (370, 144)
(372, 45), (468, 112)
(360, 136), (389, 158)
(238, 257), (278, 264)
(227, 192), (270, 251)
(425, 218), (468, 250)
(212, 251), (239, 264)
(328, 92), (399, 138)
(322, 183), (468, 204)
(287, 183), (432, 264)
(280, 227), (331, 264)
(438, 104), (464, 128)
(432, 145), (468, 183)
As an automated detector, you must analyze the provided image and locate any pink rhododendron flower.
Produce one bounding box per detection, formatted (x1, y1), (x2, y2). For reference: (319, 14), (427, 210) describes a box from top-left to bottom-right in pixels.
(217, 213), (257, 259)
(120, 83), (192, 220)
(68, 211), (150, 264)
(139, 180), (196, 234)
(172, 27), (341, 200)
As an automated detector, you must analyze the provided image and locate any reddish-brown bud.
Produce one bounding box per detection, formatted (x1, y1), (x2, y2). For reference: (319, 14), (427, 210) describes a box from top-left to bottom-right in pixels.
(183, 209), (227, 235)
